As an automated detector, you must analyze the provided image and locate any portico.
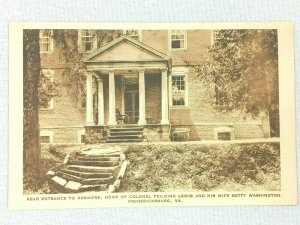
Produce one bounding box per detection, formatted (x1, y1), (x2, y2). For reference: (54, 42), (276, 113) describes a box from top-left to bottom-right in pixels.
(83, 36), (172, 143)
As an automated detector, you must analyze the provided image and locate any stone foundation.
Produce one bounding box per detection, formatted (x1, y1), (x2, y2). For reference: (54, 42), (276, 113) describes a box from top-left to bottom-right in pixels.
(144, 125), (170, 141)
(85, 125), (107, 144)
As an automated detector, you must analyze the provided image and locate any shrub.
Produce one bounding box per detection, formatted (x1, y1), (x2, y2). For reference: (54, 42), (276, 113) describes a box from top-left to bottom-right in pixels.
(120, 142), (280, 192)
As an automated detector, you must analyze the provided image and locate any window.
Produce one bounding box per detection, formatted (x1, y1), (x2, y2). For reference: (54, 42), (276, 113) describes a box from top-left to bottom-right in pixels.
(218, 132), (231, 140)
(79, 30), (96, 52)
(169, 30), (187, 50)
(77, 130), (85, 143)
(39, 30), (53, 53)
(40, 131), (53, 143)
(39, 69), (54, 110)
(214, 127), (234, 140)
(171, 67), (188, 106)
(124, 29), (141, 41)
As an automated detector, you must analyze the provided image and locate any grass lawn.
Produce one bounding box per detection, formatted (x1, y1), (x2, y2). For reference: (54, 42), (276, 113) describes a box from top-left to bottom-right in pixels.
(23, 142), (280, 194)
(119, 142), (280, 192)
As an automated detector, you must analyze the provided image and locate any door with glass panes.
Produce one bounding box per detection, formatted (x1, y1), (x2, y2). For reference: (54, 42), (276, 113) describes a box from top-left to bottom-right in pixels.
(124, 84), (139, 123)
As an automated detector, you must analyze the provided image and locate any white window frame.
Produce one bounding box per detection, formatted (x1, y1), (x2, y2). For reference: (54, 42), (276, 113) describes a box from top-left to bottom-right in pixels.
(39, 69), (54, 110)
(169, 67), (189, 107)
(169, 30), (187, 50)
(40, 130), (54, 143)
(39, 29), (53, 54)
(214, 127), (234, 140)
(123, 29), (142, 41)
(77, 129), (85, 143)
(78, 29), (97, 52)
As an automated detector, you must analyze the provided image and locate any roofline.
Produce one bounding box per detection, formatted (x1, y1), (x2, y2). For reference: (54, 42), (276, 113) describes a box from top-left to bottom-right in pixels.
(83, 35), (171, 62)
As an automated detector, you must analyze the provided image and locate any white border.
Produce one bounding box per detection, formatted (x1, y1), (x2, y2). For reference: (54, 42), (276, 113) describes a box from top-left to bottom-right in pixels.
(8, 22), (297, 210)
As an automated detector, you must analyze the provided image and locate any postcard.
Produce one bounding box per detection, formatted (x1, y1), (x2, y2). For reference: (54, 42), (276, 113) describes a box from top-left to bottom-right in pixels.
(9, 22), (296, 209)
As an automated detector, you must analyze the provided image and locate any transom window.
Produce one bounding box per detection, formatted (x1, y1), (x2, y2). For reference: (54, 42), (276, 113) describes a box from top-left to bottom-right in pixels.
(218, 132), (231, 140)
(39, 30), (53, 53)
(171, 68), (188, 106)
(80, 30), (95, 52)
(170, 30), (187, 50)
(124, 29), (141, 41)
(40, 136), (50, 143)
(214, 127), (234, 140)
(40, 131), (53, 143)
(77, 130), (86, 143)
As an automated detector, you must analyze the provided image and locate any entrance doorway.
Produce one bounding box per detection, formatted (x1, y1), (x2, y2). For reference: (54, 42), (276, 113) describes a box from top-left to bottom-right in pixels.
(124, 84), (139, 123)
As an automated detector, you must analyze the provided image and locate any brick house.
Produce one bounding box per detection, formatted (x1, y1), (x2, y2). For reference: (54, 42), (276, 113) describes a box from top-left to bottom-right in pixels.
(39, 29), (269, 144)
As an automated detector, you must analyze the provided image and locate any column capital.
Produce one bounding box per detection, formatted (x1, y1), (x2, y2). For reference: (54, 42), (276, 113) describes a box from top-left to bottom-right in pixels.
(97, 77), (103, 82)
(107, 69), (115, 73)
(85, 71), (97, 77)
(161, 68), (168, 73)
(138, 68), (145, 73)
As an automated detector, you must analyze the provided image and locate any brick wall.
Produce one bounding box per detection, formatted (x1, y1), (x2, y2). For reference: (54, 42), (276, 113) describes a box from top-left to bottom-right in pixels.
(169, 66), (267, 140)
(145, 74), (161, 123)
(38, 29), (267, 143)
(142, 30), (212, 65)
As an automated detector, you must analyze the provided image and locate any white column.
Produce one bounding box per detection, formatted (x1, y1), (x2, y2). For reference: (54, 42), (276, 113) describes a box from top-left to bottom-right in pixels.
(138, 69), (146, 125)
(97, 78), (104, 125)
(108, 70), (117, 125)
(86, 72), (94, 125)
(161, 69), (169, 124)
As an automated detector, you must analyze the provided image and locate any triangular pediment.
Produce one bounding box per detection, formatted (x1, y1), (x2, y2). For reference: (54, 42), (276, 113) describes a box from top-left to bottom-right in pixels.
(84, 36), (171, 63)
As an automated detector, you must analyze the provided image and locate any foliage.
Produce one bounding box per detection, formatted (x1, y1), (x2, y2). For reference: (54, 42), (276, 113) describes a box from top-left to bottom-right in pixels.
(120, 142), (280, 192)
(51, 29), (122, 107)
(23, 144), (83, 194)
(25, 29), (122, 191)
(38, 71), (61, 108)
(196, 30), (279, 136)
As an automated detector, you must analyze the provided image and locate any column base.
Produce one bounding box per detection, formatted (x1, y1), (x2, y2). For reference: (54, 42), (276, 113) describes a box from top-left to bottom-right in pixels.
(160, 120), (169, 125)
(86, 122), (95, 126)
(107, 120), (117, 126)
(138, 120), (147, 125)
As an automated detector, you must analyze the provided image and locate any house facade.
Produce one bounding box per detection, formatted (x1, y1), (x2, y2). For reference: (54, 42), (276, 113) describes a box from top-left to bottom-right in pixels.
(39, 29), (269, 144)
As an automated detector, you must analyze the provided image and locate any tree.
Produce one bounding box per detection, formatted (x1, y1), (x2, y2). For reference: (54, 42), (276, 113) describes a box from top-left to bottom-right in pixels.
(23, 29), (122, 189)
(196, 30), (279, 137)
(23, 30), (41, 178)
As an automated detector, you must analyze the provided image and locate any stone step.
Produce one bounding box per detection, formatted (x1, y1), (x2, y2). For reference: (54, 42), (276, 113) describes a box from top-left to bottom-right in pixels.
(109, 131), (143, 135)
(78, 156), (120, 162)
(67, 165), (118, 173)
(79, 184), (108, 192)
(51, 176), (67, 187)
(68, 160), (119, 167)
(109, 127), (143, 132)
(65, 181), (82, 191)
(56, 171), (83, 182)
(107, 134), (144, 139)
(79, 152), (121, 157)
(106, 138), (145, 143)
(61, 168), (113, 178)
(82, 177), (114, 185)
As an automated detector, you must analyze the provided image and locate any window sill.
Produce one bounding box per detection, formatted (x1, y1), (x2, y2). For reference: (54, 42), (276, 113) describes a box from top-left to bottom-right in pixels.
(170, 106), (190, 109)
(170, 48), (187, 51)
(39, 108), (54, 112)
(40, 51), (53, 54)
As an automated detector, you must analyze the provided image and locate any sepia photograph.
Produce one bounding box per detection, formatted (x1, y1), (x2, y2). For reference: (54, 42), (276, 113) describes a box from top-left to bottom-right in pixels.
(9, 22), (296, 209)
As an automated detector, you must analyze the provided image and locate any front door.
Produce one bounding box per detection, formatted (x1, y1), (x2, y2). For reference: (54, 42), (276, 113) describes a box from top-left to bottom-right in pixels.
(125, 84), (139, 123)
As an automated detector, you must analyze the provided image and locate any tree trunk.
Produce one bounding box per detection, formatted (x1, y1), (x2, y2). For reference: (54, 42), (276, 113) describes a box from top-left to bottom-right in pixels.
(23, 30), (41, 178)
